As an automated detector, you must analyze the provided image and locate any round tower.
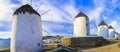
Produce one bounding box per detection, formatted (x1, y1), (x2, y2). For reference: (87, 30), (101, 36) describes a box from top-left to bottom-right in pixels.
(108, 25), (115, 38)
(115, 32), (120, 38)
(98, 21), (109, 38)
(11, 4), (42, 52)
(74, 12), (90, 37)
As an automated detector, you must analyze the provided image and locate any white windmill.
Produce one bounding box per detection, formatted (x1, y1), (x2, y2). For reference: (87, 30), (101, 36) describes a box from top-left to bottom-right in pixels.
(98, 21), (109, 38)
(11, 0), (52, 52)
(74, 12), (90, 37)
(108, 25), (115, 38)
(63, 9), (90, 37)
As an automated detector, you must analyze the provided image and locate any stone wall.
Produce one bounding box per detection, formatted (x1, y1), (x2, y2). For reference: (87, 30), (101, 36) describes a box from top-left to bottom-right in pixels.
(61, 36), (110, 47)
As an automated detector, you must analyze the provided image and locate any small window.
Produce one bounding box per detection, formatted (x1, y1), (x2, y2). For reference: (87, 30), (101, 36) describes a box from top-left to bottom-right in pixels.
(38, 43), (40, 46)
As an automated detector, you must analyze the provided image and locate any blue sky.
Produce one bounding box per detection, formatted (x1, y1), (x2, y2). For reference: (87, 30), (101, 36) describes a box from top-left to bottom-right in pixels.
(0, 0), (120, 38)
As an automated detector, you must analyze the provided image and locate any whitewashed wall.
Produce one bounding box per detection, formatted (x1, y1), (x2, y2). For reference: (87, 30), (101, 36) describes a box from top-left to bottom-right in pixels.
(11, 12), (42, 52)
(109, 29), (115, 38)
(98, 25), (109, 38)
(74, 17), (90, 37)
(115, 33), (120, 38)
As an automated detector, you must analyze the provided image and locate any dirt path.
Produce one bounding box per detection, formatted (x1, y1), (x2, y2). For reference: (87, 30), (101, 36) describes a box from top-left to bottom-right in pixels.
(81, 43), (120, 52)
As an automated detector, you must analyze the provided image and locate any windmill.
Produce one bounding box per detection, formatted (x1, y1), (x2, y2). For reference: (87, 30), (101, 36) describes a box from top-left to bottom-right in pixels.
(64, 9), (99, 36)
(64, 8), (98, 36)
(11, 0), (54, 52)
(11, 0), (53, 36)
(64, 9), (90, 36)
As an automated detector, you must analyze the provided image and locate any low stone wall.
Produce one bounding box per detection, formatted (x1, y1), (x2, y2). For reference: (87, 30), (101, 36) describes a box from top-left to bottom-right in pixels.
(61, 36), (110, 47)
(43, 43), (59, 50)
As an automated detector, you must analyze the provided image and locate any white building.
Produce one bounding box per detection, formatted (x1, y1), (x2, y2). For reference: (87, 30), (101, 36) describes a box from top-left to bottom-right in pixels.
(74, 12), (90, 37)
(115, 32), (120, 38)
(98, 21), (109, 38)
(108, 25), (115, 38)
(11, 4), (42, 52)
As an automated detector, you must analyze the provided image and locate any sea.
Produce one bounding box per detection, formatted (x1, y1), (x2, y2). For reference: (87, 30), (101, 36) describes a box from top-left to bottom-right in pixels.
(0, 38), (10, 49)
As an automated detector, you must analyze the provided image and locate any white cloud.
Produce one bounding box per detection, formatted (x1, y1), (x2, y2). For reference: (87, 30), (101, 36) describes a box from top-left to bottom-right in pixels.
(88, 7), (103, 21)
(110, 20), (117, 28)
(90, 0), (120, 34)
(110, 20), (120, 33)
(102, 15), (108, 20)
(0, 0), (20, 26)
(86, 0), (106, 25)
(0, 0), (20, 38)
(0, 32), (11, 39)
(0, 0), (20, 21)
(0, 0), (11, 21)
(31, 0), (67, 23)
(116, 16), (120, 19)
(109, 0), (119, 10)
(62, 5), (78, 22)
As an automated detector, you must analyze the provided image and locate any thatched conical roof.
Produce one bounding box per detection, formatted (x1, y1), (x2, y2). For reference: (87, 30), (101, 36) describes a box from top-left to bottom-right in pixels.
(108, 25), (114, 29)
(98, 21), (108, 26)
(13, 4), (40, 16)
(75, 12), (88, 18)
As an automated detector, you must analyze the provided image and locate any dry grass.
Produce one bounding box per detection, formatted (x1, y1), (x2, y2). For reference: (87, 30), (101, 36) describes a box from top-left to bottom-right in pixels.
(0, 43), (120, 52)
(117, 39), (120, 47)
(81, 43), (120, 52)
(0, 48), (10, 52)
